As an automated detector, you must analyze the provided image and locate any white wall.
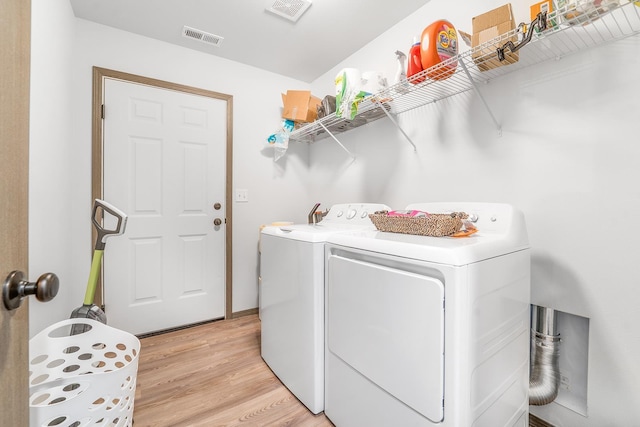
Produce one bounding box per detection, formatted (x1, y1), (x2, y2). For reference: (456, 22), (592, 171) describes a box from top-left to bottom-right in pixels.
(29, 0), (76, 336)
(308, 0), (640, 425)
(70, 20), (315, 315)
(29, 0), (640, 424)
(29, 2), (316, 335)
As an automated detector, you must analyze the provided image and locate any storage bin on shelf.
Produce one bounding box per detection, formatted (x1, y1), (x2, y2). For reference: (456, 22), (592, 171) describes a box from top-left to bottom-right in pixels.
(369, 212), (468, 237)
(29, 318), (140, 427)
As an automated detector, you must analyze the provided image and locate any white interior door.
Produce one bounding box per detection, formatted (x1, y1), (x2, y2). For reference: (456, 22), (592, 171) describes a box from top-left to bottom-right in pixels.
(102, 78), (226, 335)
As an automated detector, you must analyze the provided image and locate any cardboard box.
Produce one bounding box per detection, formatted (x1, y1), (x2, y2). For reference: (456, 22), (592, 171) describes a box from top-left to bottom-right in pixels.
(471, 4), (519, 72)
(281, 90), (322, 123)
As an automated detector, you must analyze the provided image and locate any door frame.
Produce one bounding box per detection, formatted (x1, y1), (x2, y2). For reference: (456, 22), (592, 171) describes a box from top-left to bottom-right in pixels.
(0, 0), (31, 423)
(91, 66), (234, 320)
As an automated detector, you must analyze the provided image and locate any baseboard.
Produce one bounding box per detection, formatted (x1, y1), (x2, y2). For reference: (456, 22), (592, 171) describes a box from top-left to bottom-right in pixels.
(232, 307), (258, 318)
(136, 318), (221, 339)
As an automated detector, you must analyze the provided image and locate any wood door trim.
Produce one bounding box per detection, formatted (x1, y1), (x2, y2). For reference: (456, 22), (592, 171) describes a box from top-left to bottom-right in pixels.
(91, 66), (234, 320)
(1, 0), (31, 424)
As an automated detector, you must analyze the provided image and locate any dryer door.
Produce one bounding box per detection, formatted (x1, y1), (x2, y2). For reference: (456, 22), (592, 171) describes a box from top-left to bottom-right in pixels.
(327, 254), (445, 422)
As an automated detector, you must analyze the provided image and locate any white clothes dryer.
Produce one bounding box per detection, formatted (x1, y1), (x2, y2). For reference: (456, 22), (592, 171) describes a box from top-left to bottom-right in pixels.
(260, 203), (389, 414)
(324, 202), (531, 427)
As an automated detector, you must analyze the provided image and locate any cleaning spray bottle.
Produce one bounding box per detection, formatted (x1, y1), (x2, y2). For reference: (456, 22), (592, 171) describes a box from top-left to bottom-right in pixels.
(406, 36), (425, 84)
(394, 50), (410, 93)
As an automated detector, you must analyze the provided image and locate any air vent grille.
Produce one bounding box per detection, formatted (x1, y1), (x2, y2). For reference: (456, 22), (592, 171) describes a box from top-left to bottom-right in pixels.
(182, 26), (224, 47)
(266, 0), (312, 22)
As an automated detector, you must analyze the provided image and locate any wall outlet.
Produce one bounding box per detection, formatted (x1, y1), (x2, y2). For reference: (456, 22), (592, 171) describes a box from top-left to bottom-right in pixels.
(235, 189), (249, 202)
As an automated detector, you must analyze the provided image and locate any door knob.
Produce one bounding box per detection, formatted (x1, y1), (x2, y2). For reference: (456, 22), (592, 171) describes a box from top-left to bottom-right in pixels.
(213, 218), (222, 226)
(213, 202), (222, 210)
(3, 271), (59, 311)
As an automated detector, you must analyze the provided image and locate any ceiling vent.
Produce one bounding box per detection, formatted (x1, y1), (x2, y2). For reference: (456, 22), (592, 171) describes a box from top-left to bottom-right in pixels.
(182, 26), (224, 47)
(266, 0), (312, 22)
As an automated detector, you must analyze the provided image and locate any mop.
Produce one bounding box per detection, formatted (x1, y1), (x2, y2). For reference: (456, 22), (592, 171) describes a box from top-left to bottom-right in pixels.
(70, 199), (127, 335)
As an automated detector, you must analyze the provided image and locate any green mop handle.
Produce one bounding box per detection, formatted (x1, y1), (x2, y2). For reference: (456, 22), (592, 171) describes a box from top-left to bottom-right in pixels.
(83, 199), (127, 306)
(93, 199), (128, 251)
(83, 250), (104, 305)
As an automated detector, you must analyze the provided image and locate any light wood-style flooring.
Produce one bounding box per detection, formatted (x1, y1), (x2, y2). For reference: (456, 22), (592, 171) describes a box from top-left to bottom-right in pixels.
(134, 314), (334, 427)
(134, 314), (549, 427)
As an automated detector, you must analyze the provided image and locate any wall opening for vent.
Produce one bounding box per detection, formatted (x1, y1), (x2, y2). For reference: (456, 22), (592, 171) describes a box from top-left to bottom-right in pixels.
(266, 0), (312, 22)
(182, 26), (224, 47)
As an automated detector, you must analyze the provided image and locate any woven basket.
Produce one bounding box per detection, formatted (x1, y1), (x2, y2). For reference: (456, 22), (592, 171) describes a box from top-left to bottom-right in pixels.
(369, 212), (468, 237)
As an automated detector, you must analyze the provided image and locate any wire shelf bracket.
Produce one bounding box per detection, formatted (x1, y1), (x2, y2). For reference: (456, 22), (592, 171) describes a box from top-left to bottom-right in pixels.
(318, 121), (355, 159)
(287, 1), (640, 146)
(373, 99), (417, 151)
(457, 59), (502, 137)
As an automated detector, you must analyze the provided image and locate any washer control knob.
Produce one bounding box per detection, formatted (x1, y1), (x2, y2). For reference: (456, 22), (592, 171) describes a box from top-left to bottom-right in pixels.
(361, 211), (368, 218)
(347, 209), (357, 219)
(468, 213), (479, 223)
(336, 211), (344, 217)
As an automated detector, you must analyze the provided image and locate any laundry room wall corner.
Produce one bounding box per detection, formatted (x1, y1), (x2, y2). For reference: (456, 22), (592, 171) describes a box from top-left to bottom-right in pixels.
(309, 0), (640, 425)
(28, 0), (77, 337)
(29, 7), (315, 331)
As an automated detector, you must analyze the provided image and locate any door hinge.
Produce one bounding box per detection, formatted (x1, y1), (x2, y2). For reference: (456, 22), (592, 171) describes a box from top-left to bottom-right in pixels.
(101, 304), (106, 312)
(101, 104), (105, 119)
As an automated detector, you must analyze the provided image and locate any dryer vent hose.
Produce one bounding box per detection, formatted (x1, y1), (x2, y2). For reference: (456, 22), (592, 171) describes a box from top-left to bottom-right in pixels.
(529, 306), (561, 406)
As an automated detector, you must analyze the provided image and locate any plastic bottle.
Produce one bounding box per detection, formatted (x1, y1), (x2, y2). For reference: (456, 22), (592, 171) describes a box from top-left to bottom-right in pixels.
(394, 51), (407, 82)
(406, 36), (425, 84)
(420, 20), (458, 81)
(393, 50), (410, 94)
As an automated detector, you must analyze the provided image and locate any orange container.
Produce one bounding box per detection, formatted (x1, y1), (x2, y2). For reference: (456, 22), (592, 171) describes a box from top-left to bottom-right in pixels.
(420, 20), (458, 81)
(406, 38), (425, 84)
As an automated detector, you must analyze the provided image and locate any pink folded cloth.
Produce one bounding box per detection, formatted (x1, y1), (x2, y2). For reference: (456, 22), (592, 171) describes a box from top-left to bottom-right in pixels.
(386, 210), (429, 218)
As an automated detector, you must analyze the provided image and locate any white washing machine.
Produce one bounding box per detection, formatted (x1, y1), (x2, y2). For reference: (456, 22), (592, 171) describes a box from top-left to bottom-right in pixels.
(324, 202), (531, 427)
(260, 202), (390, 414)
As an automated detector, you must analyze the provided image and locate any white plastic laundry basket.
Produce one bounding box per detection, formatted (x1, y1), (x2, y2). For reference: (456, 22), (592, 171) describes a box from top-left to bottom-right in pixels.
(28, 318), (140, 427)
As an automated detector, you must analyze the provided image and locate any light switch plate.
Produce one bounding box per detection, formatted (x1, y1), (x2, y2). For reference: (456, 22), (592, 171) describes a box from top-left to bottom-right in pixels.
(235, 189), (249, 202)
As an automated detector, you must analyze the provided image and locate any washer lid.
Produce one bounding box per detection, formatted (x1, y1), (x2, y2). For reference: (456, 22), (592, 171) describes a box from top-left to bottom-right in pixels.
(261, 223), (369, 243)
(261, 203), (390, 243)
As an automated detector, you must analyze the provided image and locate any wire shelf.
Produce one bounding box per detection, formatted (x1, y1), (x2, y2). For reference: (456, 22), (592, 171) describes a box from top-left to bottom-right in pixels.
(290, 1), (640, 143)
